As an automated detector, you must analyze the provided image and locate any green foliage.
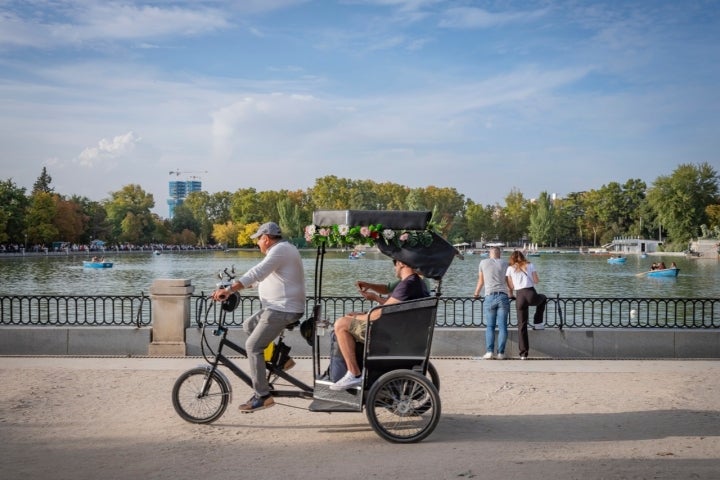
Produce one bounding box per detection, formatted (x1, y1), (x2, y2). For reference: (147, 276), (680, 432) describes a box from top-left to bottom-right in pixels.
(25, 191), (58, 244)
(647, 163), (719, 244)
(0, 179), (29, 244)
(2, 163), (718, 250)
(528, 192), (555, 246)
(32, 167), (54, 195)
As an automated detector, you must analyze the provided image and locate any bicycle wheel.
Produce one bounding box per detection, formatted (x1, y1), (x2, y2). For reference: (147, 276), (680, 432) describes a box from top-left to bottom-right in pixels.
(427, 361), (440, 391)
(412, 361), (440, 415)
(366, 370), (441, 443)
(172, 367), (230, 424)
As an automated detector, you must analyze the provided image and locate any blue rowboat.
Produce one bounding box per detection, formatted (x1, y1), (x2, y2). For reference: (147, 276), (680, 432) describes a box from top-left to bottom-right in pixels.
(646, 267), (679, 278)
(83, 261), (113, 269)
(607, 257), (626, 264)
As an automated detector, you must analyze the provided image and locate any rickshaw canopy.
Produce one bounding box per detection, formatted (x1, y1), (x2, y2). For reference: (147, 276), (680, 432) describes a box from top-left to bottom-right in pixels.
(309, 210), (459, 280)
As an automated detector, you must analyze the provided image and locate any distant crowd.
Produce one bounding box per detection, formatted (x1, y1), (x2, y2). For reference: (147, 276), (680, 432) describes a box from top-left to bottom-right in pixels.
(0, 242), (225, 255)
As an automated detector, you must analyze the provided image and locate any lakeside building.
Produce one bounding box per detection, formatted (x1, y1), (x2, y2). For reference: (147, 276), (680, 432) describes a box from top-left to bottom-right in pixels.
(167, 180), (202, 219)
(607, 237), (664, 255)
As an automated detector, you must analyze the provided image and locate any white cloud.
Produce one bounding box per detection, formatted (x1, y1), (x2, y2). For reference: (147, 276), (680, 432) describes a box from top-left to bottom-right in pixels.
(0, 2), (230, 48)
(77, 132), (142, 168)
(439, 7), (548, 29)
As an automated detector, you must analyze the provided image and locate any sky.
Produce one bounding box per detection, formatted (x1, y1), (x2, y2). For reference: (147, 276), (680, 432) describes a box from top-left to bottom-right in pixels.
(1, 0), (719, 217)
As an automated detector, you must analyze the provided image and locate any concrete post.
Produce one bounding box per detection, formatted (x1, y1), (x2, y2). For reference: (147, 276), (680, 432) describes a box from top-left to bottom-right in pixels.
(149, 278), (194, 356)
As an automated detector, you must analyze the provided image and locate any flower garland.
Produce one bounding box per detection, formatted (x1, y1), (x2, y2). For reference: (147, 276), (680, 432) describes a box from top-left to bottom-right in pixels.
(304, 223), (434, 248)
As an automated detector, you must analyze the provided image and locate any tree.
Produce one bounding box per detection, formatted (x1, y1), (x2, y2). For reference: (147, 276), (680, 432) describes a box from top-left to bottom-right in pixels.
(183, 191), (212, 246)
(554, 191), (586, 247)
(32, 167), (54, 194)
(309, 176), (353, 210)
(229, 188), (260, 224)
(25, 191), (58, 245)
(528, 192), (555, 246)
(207, 191), (233, 225)
(465, 201), (496, 245)
(170, 203), (200, 238)
(237, 222), (261, 247)
(0, 179), (29, 244)
(212, 221), (240, 247)
(53, 196), (87, 243)
(277, 198), (304, 243)
(646, 163), (719, 244)
(105, 184), (155, 244)
(503, 188), (530, 246)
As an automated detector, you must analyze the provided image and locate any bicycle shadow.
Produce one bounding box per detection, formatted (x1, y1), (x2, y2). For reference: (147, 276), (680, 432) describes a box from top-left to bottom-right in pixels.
(215, 409), (720, 443)
(433, 409), (720, 443)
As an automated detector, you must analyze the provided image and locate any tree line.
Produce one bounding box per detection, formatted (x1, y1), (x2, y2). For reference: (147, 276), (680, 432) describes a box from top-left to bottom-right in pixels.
(1, 163), (718, 251)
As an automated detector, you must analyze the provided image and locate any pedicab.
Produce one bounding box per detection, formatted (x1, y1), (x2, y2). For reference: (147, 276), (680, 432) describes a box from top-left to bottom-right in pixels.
(171, 210), (459, 443)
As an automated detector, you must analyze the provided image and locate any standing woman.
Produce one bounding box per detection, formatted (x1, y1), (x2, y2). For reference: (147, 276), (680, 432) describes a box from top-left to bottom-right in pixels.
(506, 250), (547, 360)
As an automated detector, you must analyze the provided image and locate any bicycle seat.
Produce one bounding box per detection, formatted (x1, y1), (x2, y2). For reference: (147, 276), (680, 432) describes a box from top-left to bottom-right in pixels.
(286, 320), (300, 330)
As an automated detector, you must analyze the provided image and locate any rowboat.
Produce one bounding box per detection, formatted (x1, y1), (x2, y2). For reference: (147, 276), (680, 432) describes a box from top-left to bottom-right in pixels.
(607, 256), (626, 264)
(645, 267), (679, 278)
(83, 261), (113, 269)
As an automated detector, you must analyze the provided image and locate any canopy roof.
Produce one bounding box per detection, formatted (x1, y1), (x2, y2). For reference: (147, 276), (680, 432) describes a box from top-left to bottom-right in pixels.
(312, 210), (431, 230)
(311, 210), (458, 280)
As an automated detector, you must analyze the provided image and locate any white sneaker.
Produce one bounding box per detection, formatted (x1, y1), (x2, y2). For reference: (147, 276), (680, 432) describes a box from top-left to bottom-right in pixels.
(496, 353), (506, 360)
(329, 371), (363, 390)
(482, 352), (494, 360)
(530, 323), (545, 330)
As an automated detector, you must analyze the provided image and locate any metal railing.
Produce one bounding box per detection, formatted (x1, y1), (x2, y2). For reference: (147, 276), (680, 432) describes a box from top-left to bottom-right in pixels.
(0, 294), (151, 327)
(191, 294), (720, 329)
(1, 294), (718, 329)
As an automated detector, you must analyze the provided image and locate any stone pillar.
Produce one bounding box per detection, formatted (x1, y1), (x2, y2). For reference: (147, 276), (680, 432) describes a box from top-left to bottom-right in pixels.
(149, 278), (194, 356)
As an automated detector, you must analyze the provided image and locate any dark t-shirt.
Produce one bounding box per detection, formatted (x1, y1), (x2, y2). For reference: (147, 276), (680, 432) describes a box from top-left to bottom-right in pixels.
(390, 273), (429, 301)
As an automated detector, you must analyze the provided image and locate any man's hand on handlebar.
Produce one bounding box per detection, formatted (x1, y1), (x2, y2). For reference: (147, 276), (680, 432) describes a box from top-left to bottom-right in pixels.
(211, 288), (230, 302)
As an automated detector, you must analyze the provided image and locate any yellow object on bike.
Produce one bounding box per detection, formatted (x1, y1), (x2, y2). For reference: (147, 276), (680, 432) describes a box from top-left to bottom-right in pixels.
(263, 341), (274, 362)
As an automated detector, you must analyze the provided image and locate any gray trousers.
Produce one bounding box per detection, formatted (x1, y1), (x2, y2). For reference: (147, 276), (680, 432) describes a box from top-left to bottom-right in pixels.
(244, 308), (303, 397)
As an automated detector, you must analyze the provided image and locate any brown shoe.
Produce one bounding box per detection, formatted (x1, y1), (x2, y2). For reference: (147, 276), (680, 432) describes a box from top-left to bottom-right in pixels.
(283, 358), (296, 371)
(238, 394), (274, 413)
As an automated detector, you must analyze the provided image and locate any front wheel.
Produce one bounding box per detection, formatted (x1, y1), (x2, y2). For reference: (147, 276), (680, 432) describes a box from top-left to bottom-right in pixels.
(366, 370), (441, 443)
(172, 367), (230, 424)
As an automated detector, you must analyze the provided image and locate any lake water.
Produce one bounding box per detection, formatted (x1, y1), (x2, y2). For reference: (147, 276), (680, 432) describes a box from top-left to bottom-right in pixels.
(1, 250), (719, 299)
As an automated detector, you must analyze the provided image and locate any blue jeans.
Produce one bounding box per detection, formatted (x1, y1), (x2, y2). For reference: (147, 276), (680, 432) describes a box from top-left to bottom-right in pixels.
(484, 293), (510, 354)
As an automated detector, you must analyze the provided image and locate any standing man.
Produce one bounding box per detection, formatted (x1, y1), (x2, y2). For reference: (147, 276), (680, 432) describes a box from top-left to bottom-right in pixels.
(474, 247), (511, 359)
(211, 222), (306, 412)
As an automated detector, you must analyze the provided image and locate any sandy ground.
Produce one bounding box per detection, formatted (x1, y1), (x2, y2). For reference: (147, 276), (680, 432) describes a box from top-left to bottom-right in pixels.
(1, 356), (719, 480)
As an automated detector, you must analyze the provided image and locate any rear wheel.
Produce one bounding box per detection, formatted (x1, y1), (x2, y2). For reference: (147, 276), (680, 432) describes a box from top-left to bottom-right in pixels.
(366, 370), (441, 443)
(172, 367), (230, 424)
(426, 361), (440, 391)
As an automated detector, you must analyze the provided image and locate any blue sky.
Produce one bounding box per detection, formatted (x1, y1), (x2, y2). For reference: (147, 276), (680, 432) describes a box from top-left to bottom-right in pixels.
(1, 0), (719, 217)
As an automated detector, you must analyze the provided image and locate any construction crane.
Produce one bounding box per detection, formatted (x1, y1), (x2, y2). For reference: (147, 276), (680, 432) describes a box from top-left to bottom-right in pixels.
(169, 169), (208, 177)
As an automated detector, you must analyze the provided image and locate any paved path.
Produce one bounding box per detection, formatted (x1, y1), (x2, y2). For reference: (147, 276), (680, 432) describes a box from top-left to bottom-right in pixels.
(1, 357), (719, 480)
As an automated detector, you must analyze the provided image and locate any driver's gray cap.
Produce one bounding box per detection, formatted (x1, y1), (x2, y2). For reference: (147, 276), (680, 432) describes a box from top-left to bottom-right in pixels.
(250, 222), (282, 239)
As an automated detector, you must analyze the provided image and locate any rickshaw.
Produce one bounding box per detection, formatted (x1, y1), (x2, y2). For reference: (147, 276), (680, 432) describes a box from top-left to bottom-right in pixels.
(171, 210), (458, 443)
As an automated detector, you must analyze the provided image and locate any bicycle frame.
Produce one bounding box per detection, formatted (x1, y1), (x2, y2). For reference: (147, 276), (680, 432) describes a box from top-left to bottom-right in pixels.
(200, 309), (314, 400)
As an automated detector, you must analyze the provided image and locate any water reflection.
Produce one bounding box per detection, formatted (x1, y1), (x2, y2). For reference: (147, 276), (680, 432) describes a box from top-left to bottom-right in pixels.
(1, 250), (718, 299)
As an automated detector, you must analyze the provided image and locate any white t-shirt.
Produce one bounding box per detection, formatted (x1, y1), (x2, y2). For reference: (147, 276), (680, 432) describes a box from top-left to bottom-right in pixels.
(506, 263), (537, 290)
(238, 241), (306, 313)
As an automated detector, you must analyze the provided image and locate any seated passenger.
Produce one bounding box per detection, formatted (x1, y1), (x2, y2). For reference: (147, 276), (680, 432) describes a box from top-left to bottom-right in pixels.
(329, 259), (429, 390)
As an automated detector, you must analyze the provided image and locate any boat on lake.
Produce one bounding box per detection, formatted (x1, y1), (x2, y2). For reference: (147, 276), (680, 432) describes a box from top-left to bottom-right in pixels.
(607, 256), (627, 264)
(83, 260), (113, 269)
(644, 267), (680, 278)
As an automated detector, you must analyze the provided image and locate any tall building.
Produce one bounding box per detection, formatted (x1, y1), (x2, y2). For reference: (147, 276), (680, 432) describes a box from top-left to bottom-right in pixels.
(167, 180), (202, 218)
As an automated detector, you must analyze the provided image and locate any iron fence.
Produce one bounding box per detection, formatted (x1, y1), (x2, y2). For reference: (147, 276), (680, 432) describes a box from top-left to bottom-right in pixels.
(0, 294), (151, 327)
(190, 294), (720, 329)
(1, 293), (718, 329)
